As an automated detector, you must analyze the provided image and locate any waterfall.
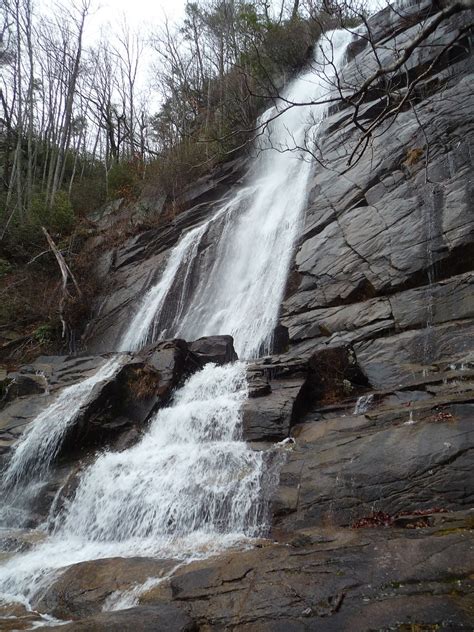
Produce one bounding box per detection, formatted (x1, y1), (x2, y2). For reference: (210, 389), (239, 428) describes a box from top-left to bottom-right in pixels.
(1, 358), (122, 493)
(0, 29), (353, 612)
(119, 29), (352, 359)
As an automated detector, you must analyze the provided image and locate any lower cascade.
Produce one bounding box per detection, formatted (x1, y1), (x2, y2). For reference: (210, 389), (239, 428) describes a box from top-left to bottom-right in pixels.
(0, 29), (352, 619)
(2, 358), (122, 495)
(0, 363), (272, 604)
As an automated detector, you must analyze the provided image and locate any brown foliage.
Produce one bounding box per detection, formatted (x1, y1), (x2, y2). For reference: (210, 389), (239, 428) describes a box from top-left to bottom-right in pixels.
(352, 508), (448, 529)
(126, 366), (160, 400)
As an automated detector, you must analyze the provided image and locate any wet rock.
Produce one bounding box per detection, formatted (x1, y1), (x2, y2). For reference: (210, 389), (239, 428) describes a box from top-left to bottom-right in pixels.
(49, 605), (196, 632)
(354, 319), (474, 390)
(247, 374), (271, 398)
(242, 358), (309, 442)
(35, 557), (177, 619)
(55, 341), (194, 458)
(137, 511), (473, 631)
(274, 393), (474, 529)
(242, 381), (304, 442)
(0, 601), (44, 630)
(306, 345), (369, 401)
(1, 372), (46, 403)
(241, 347), (369, 442)
(59, 337), (238, 455)
(189, 335), (238, 366)
(271, 324), (290, 354)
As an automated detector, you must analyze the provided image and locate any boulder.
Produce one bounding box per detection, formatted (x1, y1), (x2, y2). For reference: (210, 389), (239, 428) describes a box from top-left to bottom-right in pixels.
(189, 335), (238, 366)
(242, 356), (309, 442)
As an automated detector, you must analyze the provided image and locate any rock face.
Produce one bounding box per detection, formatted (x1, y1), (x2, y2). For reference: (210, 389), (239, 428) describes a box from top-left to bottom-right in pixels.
(274, 369), (474, 529)
(281, 1), (474, 391)
(2, 2), (474, 630)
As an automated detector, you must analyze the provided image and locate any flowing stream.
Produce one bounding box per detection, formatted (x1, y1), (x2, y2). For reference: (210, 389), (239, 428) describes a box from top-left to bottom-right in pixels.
(0, 29), (352, 617)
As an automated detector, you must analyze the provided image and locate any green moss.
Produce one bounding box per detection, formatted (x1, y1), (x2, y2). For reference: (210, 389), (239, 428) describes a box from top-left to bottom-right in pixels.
(0, 258), (13, 277)
(33, 323), (55, 345)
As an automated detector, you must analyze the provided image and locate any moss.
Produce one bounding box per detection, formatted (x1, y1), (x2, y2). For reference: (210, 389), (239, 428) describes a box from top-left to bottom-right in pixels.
(126, 366), (160, 400)
(437, 523), (474, 536)
(33, 323), (55, 345)
(0, 258), (13, 277)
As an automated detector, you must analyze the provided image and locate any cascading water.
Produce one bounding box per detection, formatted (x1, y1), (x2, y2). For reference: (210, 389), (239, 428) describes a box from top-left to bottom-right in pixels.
(0, 357), (122, 528)
(0, 29), (353, 618)
(2, 358), (121, 491)
(120, 29), (352, 359)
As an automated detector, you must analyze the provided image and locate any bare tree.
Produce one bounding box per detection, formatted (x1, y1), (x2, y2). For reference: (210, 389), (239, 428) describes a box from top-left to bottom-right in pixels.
(48, 0), (90, 207)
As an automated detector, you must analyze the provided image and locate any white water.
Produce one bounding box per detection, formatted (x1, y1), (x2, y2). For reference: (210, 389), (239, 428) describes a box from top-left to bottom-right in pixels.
(2, 358), (121, 491)
(0, 363), (269, 604)
(0, 29), (352, 618)
(353, 394), (374, 415)
(120, 29), (352, 359)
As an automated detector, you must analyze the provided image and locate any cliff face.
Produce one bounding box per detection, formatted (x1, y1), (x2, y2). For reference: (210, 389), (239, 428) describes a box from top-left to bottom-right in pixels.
(282, 0), (473, 389)
(1, 2), (473, 630)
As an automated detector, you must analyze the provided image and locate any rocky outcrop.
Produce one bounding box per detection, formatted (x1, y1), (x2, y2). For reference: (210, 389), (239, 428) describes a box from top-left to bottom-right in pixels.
(82, 157), (248, 353)
(281, 2), (474, 390)
(0, 336), (237, 459)
(242, 346), (368, 442)
(242, 356), (308, 442)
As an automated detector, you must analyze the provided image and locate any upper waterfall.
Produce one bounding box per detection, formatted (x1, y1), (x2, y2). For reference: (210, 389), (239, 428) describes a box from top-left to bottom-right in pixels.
(120, 29), (353, 359)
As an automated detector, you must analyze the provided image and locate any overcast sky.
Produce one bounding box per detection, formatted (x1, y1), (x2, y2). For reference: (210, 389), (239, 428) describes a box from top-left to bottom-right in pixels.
(85, 0), (186, 42)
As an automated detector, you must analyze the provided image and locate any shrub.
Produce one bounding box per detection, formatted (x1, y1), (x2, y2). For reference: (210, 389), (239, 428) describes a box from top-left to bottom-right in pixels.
(108, 158), (144, 201)
(33, 323), (56, 345)
(0, 258), (13, 277)
(30, 191), (75, 235)
(70, 176), (107, 217)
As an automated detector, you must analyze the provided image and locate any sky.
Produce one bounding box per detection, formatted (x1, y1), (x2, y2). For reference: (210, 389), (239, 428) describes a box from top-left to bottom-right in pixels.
(85, 0), (186, 41)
